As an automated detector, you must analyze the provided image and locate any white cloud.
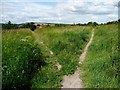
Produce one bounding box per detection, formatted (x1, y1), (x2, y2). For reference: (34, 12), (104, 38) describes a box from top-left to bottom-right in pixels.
(0, 0), (119, 23)
(2, 0), (64, 2)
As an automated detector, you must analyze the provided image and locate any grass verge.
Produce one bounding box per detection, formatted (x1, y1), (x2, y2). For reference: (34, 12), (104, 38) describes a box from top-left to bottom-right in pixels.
(81, 24), (119, 88)
(2, 29), (46, 89)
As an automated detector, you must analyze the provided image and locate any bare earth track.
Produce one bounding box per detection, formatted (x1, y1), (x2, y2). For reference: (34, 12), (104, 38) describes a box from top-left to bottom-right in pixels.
(61, 29), (95, 88)
(31, 31), (62, 70)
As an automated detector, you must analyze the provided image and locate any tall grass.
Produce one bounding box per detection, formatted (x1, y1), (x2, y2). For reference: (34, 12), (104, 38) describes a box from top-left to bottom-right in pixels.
(2, 26), (92, 88)
(81, 24), (119, 88)
(31, 26), (92, 88)
(2, 29), (46, 89)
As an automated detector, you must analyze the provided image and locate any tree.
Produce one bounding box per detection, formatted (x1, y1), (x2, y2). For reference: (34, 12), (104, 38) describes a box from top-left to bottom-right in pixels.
(7, 21), (12, 29)
(87, 22), (92, 25)
(118, 19), (120, 22)
(93, 22), (98, 26)
(8, 21), (12, 25)
(30, 22), (34, 25)
(87, 22), (98, 27)
(30, 24), (36, 31)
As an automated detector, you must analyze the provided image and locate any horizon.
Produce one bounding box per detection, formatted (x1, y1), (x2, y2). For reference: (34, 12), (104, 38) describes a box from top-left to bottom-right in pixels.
(1, 19), (119, 25)
(1, 0), (119, 24)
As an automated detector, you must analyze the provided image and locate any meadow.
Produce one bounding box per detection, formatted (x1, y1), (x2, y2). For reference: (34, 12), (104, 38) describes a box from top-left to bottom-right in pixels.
(2, 26), (92, 89)
(81, 23), (119, 88)
(2, 29), (46, 89)
(2, 23), (119, 89)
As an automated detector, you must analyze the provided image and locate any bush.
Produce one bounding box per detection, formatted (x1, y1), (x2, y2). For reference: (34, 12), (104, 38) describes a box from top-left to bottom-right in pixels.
(30, 25), (36, 31)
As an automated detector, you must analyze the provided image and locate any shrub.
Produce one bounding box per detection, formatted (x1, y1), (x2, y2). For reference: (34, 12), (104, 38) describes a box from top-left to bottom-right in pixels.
(30, 25), (36, 31)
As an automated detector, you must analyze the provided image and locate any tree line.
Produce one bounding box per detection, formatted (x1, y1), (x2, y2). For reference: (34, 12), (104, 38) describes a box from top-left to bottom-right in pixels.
(2, 21), (36, 30)
(2, 20), (120, 30)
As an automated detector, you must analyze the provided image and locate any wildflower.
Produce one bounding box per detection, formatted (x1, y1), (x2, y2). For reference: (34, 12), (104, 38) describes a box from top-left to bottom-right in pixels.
(20, 38), (28, 42)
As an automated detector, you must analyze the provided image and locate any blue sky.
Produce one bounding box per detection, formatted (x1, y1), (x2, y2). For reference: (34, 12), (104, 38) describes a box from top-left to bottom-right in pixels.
(1, 0), (119, 24)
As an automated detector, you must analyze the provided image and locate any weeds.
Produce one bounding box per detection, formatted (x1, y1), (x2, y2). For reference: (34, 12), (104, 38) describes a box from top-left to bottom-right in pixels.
(2, 30), (46, 89)
(32, 26), (91, 88)
(81, 24), (119, 88)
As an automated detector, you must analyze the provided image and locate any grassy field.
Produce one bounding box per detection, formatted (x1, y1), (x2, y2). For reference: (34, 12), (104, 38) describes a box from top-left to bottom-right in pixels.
(2, 23), (119, 89)
(81, 24), (119, 88)
(2, 26), (92, 89)
(31, 26), (92, 88)
(2, 29), (46, 89)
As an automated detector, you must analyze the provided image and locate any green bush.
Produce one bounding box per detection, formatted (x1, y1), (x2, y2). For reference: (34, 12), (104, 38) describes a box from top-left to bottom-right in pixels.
(30, 25), (36, 31)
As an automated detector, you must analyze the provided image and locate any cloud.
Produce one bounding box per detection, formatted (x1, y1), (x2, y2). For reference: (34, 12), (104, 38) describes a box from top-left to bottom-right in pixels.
(53, 0), (118, 23)
(2, 0), (63, 2)
(1, 0), (119, 24)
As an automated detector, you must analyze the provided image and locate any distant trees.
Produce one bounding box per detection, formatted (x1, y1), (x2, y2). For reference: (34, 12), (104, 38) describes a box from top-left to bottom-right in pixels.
(106, 21), (118, 24)
(2, 20), (119, 30)
(74, 22), (98, 26)
(93, 22), (98, 26)
(19, 22), (36, 31)
(2, 21), (37, 30)
(55, 24), (67, 27)
(87, 22), (98, 27)
(87, 22), (93, 25)
(20, 22), (35, 28)
(2, 21), (18, 30)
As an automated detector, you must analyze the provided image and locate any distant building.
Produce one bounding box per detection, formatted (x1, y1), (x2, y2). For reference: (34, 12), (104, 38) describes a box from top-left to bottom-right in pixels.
(18, 24), (23, 28)
(34, 23), (48, 28)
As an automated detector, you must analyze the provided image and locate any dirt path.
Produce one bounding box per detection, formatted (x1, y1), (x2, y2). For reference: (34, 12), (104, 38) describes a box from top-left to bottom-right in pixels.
(31, 31), (62, 70)
(31, 31), (53, 55)
(61, 29), (95, 88)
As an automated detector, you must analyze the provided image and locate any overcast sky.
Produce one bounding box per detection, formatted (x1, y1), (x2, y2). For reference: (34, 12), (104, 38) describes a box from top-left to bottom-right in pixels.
(0, 0), (119, 24)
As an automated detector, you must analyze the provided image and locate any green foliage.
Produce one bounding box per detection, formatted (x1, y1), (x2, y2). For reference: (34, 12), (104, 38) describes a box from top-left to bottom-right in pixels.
(51, 30), (90, 55)
(20, 22), (35, 29)
(3, 23), (118, 88)
(31, 26), (91, 88)
(2, 30), (46, 89)
(2, 21), (18, 30)
(81, 24), (119, 88)
(55, 24), (69, 27)
(2, 26), (91, 89)
(87, 22), (98, 27)
(106, 21), (118, 24)
(30, 25), (36, 31)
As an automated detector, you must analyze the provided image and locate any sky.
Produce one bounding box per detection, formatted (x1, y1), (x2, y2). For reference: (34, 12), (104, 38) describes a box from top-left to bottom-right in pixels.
(0, 0), (119, 24)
